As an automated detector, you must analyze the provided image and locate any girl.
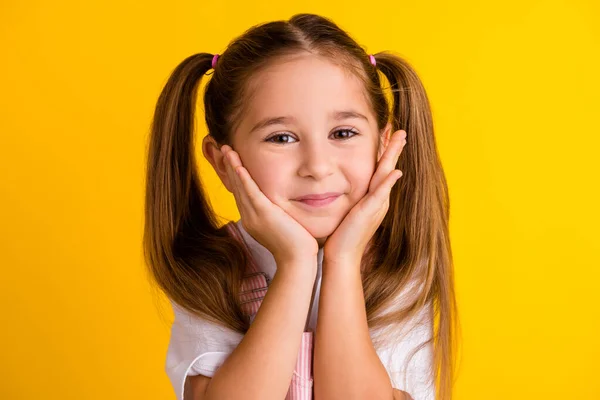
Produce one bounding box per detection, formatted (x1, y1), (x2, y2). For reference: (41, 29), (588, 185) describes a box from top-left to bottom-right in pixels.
(144, 13), (458, 400)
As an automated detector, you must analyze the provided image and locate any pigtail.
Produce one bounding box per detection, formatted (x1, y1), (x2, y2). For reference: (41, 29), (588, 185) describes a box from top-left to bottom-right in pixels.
(146, 54), (214, 243)
(373, 52), (460, 400)
(143, 53), (250, 333)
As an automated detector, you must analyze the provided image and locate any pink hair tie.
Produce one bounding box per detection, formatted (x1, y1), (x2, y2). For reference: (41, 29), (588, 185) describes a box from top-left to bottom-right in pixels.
(369, 54), (376, 67)
(212, 54), (220, 69)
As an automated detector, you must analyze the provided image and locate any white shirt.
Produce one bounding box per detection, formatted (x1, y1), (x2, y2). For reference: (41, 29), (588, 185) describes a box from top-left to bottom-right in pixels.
(165, 219), (435, 399)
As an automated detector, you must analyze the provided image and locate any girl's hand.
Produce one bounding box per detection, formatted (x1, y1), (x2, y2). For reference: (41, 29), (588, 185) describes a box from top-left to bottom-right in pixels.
(221, 145), (319, 269)
(322, 130), (407, 267)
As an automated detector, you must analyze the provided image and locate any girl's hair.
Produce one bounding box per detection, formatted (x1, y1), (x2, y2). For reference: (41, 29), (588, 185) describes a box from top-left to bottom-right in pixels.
(144, 13), (458, 399)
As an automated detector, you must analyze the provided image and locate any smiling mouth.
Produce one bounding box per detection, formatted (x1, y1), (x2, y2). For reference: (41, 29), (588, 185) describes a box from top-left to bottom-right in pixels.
(294, 194), (341, 207)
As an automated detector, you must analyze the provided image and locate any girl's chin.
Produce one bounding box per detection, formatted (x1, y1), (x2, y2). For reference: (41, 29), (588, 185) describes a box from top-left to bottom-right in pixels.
(297, 218), (339, 238)
(292, 222), (336, 247)
(279, 204), (344, 244)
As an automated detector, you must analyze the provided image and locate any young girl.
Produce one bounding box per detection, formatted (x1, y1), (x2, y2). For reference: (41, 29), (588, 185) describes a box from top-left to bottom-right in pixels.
(144, 13), (458, 400)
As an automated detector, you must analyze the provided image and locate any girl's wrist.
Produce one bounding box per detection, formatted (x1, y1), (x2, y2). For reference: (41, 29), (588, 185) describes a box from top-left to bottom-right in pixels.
(322, 256), (361, 276)
(274, 255), (319, 278)
(323, 251), (360, 267)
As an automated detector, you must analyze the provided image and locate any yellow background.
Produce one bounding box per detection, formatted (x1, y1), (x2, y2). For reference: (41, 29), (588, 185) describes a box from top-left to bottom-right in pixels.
(1, 1), (598, 398)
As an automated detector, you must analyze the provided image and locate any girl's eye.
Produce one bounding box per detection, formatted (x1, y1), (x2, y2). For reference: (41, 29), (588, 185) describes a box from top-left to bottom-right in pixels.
(265, 133), (298, 144)
(332, 129), (359, 140)
(264, 129), (359, 144)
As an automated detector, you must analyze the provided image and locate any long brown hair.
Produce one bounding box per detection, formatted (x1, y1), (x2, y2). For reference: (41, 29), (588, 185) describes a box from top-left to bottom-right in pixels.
(143, 13), (459, 399)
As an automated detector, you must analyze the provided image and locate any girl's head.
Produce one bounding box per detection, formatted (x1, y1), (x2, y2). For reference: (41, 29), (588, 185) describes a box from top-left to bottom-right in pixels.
(202, 49), (392, 246)
(145, 13), (457, 400)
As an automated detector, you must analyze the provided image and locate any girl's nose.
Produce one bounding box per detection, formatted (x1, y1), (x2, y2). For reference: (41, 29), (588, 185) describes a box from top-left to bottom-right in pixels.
(296, 147), (335, 180)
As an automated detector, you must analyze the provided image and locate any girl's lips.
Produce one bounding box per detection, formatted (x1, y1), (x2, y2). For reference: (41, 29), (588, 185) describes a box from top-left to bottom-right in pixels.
(295, 194), (341, 207)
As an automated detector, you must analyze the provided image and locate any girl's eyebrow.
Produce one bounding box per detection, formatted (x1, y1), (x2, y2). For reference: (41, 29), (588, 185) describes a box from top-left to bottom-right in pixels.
(331, 110), (369, 123)
(249, 110), (369, 135)
(249, 115), (295, 135)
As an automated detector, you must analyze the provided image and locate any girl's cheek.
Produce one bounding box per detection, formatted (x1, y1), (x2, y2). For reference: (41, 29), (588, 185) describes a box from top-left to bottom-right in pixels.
(246, 166), (283, 199)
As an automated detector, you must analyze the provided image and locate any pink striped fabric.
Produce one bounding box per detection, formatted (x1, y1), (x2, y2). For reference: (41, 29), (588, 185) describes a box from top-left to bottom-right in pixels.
(226, 222), (314, 400)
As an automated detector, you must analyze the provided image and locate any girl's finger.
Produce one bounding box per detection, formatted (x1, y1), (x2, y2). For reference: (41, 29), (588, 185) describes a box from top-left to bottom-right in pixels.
(223, 146), (270, 212)
(370, 130), (406, 192)
(364, 168), (403, 211)
(221, 146), (249, 212)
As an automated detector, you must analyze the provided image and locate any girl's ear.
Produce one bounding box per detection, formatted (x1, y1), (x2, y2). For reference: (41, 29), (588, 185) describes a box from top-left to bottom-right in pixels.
(377, 122), (393, 163)
(202, 135), (234, 193)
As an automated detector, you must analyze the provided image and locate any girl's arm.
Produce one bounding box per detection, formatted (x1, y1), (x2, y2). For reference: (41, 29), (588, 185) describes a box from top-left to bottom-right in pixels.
(314, 261), (396, 400)
(195, 258), (317, 400)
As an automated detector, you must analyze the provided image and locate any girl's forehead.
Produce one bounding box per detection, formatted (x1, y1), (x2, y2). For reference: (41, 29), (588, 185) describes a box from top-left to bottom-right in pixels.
(243, 55), (373, 122)
(249, 54), (363, 92)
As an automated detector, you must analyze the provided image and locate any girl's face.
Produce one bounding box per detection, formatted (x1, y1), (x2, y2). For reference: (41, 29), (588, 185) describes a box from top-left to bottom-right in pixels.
(223, 53), (390, 247)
